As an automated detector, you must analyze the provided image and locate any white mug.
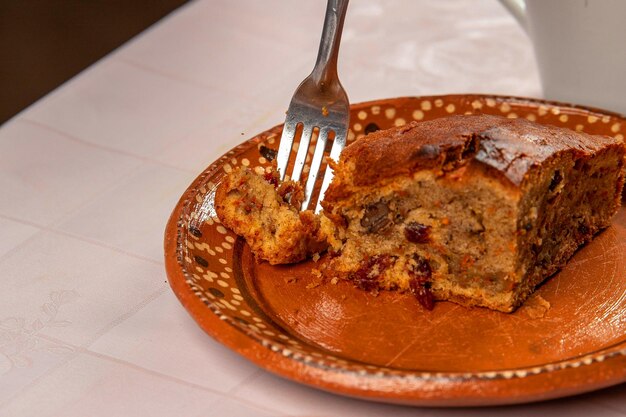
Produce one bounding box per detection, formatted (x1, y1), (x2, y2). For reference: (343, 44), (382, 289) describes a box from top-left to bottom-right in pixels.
(499, 0), (626, 115)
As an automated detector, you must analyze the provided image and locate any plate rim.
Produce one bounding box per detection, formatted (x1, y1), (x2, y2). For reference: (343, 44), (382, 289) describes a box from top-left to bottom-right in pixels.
(164, 93), (626, 406)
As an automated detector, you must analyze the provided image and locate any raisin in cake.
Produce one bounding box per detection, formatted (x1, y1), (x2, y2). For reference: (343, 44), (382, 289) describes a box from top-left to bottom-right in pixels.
(320, 114), (625, 312)
(215, 114), (625, 312)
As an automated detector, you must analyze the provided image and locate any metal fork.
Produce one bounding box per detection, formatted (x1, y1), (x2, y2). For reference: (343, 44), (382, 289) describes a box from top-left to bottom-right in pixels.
(276, 0), (350, 213)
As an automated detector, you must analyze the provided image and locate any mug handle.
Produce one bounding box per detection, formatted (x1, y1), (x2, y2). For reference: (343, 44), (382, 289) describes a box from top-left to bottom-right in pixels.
(498, 0), (528, 31)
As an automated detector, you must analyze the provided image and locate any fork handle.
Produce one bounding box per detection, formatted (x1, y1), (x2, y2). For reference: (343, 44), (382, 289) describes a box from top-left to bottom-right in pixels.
(311, 0), (349, 88)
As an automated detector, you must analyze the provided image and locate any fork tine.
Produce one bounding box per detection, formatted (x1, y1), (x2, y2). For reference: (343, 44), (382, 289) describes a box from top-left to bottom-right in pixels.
(302, 127), (331, 210)
(277, 121), (297, 180)
(276, 0), (349, 208)
(315, 128), (346, 213)
(290, 124), (314, 183)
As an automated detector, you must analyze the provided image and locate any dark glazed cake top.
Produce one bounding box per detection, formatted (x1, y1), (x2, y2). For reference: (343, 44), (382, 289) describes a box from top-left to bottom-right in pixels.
(332, 114), (621, 188)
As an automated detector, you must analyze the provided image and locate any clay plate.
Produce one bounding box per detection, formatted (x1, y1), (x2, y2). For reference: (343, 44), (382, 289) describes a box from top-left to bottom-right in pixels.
(164, 95), (626, 406)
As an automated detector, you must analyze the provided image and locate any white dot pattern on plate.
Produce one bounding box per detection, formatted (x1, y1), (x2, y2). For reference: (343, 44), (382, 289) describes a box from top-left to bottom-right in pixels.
(394, 118), (406, 127)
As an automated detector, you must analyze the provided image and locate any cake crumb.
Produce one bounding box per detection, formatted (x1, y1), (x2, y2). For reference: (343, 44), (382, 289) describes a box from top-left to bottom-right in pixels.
(518, 294), (551, 319)
(306, 281), (321, 289)
(306, 268), (323, 289)
(330, 277), (339, 285)
(312, 252), (321, 262)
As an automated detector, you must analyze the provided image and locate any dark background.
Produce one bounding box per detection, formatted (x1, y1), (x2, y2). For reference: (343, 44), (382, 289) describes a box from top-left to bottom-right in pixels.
(0, 0), (188, 124)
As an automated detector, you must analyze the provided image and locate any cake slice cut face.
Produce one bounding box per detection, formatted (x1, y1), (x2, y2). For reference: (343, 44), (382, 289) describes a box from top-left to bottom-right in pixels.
(215, 114), (625, 312)
(321, 114), (625, 312)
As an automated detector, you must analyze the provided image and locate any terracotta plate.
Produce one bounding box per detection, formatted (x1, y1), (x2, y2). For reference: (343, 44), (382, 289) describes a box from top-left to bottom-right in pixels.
(164, 95), (626, 406)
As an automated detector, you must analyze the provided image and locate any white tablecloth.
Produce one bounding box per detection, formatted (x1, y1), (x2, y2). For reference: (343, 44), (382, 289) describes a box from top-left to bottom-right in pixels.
(0, 1), (624, 416)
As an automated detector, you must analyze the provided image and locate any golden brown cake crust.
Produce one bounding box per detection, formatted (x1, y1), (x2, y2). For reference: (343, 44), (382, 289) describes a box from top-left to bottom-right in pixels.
(327, 114), (622, 193)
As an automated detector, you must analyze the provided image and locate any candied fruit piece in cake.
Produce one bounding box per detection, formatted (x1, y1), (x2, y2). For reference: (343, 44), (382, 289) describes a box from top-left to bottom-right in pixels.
(321, 114), (625, 312)
(215, 167), (327, 264)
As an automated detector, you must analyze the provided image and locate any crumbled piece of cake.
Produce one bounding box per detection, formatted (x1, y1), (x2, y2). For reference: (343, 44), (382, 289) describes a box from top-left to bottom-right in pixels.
(215, 167), (326, 264)
(215, 114), (625, 312)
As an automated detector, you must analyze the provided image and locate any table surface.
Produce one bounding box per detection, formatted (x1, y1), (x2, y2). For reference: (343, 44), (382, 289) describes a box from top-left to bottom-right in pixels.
(0, 0), (624, 416)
